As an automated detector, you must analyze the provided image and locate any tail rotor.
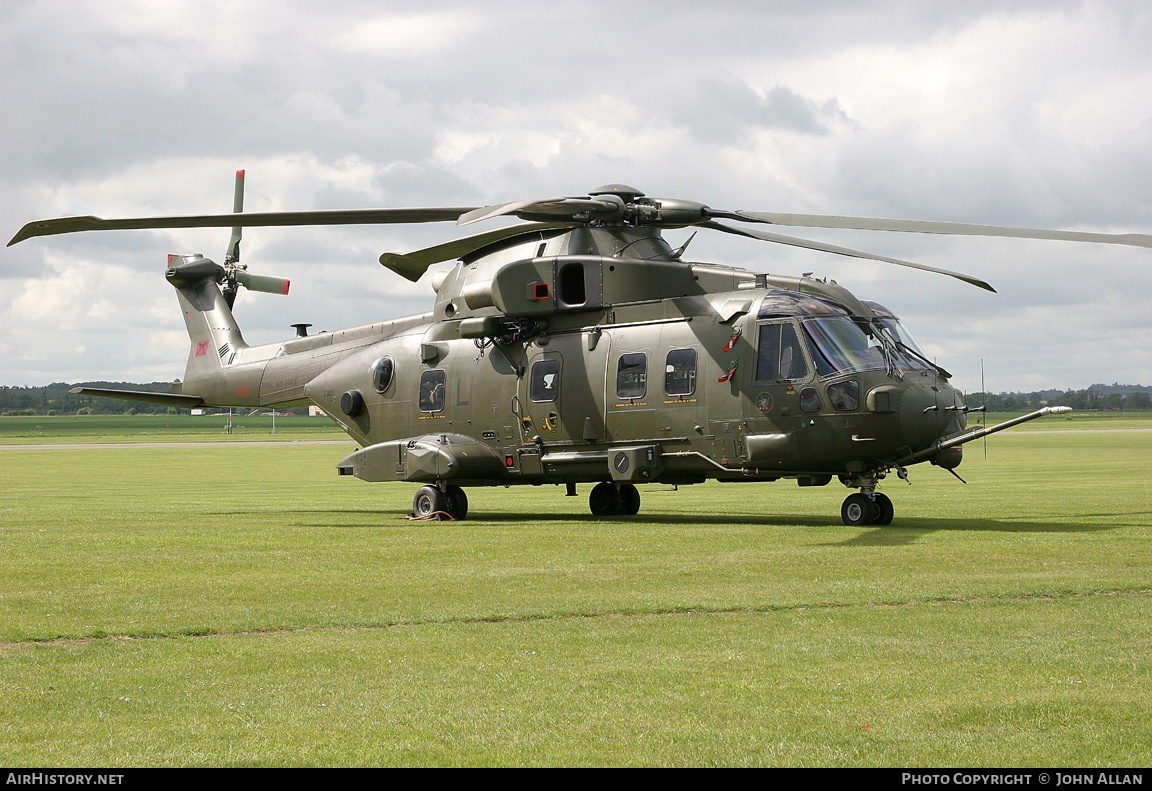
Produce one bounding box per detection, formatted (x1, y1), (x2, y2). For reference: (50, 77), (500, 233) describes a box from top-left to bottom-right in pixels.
(216, 169), (290, 307)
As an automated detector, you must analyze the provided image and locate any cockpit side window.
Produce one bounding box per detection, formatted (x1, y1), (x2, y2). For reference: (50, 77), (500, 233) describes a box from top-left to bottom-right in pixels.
(755, 322), (809, 382)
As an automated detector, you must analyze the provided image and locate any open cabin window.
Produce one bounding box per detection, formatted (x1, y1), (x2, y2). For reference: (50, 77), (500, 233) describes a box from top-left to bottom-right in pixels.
(755, 322), (809, 382)
(664, 348), (697, 396)
(418, 369), (446, 413)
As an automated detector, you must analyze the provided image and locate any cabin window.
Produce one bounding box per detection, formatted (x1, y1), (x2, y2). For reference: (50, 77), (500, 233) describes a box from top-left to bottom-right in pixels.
(664, 348), (697, 396)
(755, 322), (809, 382)
(616, 352), (647, 399)
(418, 369), (447, 413)
(530, 359), (561, 402)
(370, 356), (395, 394)
(828, 379), (861, 411)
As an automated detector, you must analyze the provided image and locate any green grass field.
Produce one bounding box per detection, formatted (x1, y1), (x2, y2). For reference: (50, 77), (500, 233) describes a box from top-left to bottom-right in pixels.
(1, 415), (1150, 766)
(0, 413), (347, 443)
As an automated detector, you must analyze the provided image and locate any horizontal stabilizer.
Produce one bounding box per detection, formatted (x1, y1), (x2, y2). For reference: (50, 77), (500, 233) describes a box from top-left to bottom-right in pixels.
(69, 387), (205, 408)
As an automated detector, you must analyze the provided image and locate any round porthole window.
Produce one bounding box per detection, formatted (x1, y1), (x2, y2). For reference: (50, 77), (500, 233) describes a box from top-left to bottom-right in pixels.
(371, 356), (395, 394)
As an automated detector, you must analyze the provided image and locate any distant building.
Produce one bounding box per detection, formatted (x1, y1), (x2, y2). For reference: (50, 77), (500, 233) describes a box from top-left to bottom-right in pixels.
(308, 405), (326, 417)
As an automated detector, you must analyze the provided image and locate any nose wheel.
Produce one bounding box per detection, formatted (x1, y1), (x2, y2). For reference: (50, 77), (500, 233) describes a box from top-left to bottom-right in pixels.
(841, 492), (894, 526)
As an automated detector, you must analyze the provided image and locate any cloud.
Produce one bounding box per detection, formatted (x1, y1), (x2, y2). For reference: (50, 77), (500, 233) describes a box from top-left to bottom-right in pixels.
(336, 10), (485, 56)
(656, 72), (856, 144)
(2, 0), (1150, 391)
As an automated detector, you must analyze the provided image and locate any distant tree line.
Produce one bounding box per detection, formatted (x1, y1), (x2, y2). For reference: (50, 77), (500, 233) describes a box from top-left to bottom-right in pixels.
(957, 384), (1151, 412)
(0, 383), (309, 416)
(2, 381), (1150, 416)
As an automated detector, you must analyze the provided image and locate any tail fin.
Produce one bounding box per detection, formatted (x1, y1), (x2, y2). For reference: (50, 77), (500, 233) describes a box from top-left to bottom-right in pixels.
(69, 253), (249, 409)
(166, 254), (253, 405)
(167, 171), (291, 407)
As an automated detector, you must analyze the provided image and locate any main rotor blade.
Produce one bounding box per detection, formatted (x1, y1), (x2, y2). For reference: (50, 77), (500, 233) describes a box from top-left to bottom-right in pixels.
(457, 196), (623, 226)
(703, 220), (996, 292)
(8, 207), (477, 246)
(724, 211), (1152, 250)
(380, 222), (570, 281)
(457, 198), (568, 226)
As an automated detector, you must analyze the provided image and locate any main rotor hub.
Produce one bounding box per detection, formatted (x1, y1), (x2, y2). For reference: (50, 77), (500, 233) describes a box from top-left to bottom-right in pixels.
(588, 184), (646, 203)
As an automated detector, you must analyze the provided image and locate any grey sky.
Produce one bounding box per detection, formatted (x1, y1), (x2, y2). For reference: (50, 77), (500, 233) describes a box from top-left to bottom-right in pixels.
(2, 0), (1150, 394)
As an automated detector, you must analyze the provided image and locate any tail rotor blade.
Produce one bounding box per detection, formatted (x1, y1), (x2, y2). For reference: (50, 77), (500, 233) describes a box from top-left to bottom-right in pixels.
(235, 270), (290, 295)
(226, 169), (245, 264)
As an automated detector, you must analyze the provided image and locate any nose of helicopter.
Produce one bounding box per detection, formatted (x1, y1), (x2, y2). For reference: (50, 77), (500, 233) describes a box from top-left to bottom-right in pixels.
(897, 377), (967, 463)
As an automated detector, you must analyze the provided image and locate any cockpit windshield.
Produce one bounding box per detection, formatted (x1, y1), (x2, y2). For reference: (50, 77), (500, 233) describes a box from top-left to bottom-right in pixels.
(874, 317), (930, 362)
(802, 317), (887, 376)
(801, 316), (932, 376)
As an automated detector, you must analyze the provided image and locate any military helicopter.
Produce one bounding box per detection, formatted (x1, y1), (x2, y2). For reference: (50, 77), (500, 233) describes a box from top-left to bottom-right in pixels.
(10, 172), (1151, 525)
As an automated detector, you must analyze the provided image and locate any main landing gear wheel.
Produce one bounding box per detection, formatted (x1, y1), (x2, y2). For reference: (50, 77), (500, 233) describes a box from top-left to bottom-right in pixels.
(413, 485), (449, 520)
(445, 484), (468, 520)
(618, 483), (641, 515)
(589, 481), (622, 516)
